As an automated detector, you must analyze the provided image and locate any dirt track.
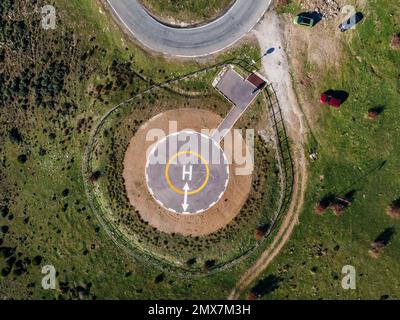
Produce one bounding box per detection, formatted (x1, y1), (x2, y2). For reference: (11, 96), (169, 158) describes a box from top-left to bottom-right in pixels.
(228, 11), (309, 299)
(123, 108), (253, 237)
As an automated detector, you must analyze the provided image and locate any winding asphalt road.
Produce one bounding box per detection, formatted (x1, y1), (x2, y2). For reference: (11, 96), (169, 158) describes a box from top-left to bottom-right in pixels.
(105, 0), (272, 57)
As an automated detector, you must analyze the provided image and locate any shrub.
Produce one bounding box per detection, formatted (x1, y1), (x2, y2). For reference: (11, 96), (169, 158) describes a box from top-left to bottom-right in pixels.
(17, 154), (28, 163)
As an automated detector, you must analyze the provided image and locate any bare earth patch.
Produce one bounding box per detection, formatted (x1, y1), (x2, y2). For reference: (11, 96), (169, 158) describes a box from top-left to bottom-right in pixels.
(387, 200), (400, 219)
(298, 0), (341, 19)
(229, 11), (310, 300)
(138, 0), (234, 27)
(123, 108), (252, 237)
(390, 34), (400, 49)
(282, 7), (344, 125)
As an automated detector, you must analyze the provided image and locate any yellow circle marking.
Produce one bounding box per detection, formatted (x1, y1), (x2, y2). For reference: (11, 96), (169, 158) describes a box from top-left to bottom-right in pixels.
(165, 150), (210, 195)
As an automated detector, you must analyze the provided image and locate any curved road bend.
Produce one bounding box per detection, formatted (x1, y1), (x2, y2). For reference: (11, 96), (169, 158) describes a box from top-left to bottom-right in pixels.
(105, 0), (272, 57)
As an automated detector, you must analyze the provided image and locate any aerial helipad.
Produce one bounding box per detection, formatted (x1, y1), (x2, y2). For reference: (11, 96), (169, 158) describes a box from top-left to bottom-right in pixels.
(145, 131), (229, 214)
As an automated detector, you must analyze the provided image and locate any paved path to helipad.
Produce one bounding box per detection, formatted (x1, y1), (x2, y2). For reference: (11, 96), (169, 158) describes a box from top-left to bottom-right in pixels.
(212, 68), (266, 142)
(146, 131), (229, 214)
(104, 0), (272, 57)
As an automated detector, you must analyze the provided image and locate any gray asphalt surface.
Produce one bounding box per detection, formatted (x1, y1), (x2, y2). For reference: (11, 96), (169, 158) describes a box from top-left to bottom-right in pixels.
(146, 131), (229, 214)
(105, 0), (272, 57)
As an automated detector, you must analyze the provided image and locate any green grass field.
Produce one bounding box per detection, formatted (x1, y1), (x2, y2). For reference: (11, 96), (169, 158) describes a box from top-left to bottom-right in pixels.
(246, 0), (400, 299)
(139, 0), (233, 24)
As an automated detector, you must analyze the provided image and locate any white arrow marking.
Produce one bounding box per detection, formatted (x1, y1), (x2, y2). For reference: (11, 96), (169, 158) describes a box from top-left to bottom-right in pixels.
(182, 183), (190, 212)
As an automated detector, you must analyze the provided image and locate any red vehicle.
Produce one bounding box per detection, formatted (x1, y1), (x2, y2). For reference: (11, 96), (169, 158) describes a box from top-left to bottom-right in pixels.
(320, 93), (342, 108)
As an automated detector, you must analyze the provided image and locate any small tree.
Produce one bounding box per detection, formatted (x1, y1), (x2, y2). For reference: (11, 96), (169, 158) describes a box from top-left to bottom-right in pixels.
(154, 273), (165, 284)
(388, 199), (400, 218)
(390, 34), (400, 49)
(367, 106), (384, 120)
(246, 292), (257, 300)
(250, 275), (282, 299)
(332, 198), (351, 216)
(203, 259), (216, 272)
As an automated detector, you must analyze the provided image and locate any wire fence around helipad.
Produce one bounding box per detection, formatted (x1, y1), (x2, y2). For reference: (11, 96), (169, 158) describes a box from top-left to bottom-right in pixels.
(81, 60), (295, 276)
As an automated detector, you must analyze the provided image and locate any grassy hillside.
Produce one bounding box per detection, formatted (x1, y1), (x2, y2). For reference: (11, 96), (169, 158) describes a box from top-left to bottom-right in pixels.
(247, 0), (400, 299)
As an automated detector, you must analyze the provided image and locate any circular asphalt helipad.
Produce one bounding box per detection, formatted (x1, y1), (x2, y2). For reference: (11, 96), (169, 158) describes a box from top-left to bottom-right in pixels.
(145, 131), (229, 214)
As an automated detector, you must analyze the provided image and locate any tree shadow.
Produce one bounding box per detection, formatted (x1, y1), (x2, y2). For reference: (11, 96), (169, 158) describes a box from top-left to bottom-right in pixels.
(253, 81), (268, 93)
(389, 199), (400, 218)
(355, 12), (364, 23)
(340, 12), (364, 32)
(310, 11), (323, 25)
(374, 227), (395, 246)
(332, 190), (358, 215)
(337, 160), (388, 196)
(203, 259), (216, 271)
(324, 89), (349, 103)
(255, 223), (270, 240)
(250, 275), (282, 298)
(368, 105), (385, 115)
(186, 257), (196, 267)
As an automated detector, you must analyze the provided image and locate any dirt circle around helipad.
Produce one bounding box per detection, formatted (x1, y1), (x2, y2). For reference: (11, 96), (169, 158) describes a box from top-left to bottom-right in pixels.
(123, 108), (253, 237)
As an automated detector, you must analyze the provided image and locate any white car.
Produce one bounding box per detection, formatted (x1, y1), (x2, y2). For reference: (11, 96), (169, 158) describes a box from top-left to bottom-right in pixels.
(339, 12), (364, 32)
